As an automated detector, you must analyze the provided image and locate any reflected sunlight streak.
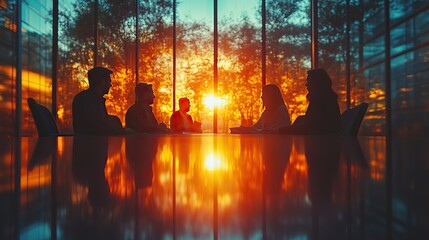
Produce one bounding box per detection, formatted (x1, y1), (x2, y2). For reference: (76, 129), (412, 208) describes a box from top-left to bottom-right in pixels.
(204, 153), (224, 171)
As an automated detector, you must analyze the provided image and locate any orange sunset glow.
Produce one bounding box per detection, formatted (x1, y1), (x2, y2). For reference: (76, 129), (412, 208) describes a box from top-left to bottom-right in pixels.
(2, 0), (428, 238)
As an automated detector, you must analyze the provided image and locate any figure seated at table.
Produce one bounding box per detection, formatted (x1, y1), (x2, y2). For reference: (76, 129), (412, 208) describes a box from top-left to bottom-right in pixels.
(170, 97), (202, 133)
(279, 68), (341, 135)
(125, 82), (169, 133)
(231, 84), (290, 134)
(72, 67), (125, 135)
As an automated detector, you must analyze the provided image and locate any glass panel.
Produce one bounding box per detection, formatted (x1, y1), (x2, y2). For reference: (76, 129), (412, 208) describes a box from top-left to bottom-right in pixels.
(362, 1), (384, 43)
(97, 0), (137, 127)
(176, 0), (214, 132)
(414, 10), (429, 45)
(137, 0), (174, 128)
(356, 1), (386, 135)
(218, 0), (261, 132)
(57, 0), (96, 134)
(361, 64), (386, 135)
(217, 0), (262, 235)
(391, 0), (429, 25)
(349, 0), (367, 107)
(266, 0), (311, 123)
(318, 0), (347, 112)
(0, 0), (16, 135)
(21, 0), (53, 136)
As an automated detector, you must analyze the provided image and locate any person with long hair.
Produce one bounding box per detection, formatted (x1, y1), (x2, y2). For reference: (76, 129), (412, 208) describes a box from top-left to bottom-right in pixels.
(279, 68), (341, 134)
(252, 83), (291, 132)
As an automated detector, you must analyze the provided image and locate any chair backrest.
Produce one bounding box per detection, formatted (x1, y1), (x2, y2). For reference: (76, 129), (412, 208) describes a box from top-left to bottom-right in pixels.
(340, 102), (368, 136)
(27, 98), (59, 137)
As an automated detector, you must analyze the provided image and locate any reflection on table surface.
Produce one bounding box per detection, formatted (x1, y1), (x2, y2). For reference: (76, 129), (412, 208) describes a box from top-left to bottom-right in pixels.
(0, 134), (428, 239)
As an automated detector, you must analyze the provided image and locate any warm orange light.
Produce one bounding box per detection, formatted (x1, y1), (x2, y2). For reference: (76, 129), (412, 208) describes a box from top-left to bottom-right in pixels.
(202, 94), (227, 109)
(204, 153), (222, 171)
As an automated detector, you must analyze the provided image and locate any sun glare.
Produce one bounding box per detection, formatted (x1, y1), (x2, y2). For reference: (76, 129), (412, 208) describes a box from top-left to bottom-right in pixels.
(204, 153), (222, 171)
(202, 94), (227, 109)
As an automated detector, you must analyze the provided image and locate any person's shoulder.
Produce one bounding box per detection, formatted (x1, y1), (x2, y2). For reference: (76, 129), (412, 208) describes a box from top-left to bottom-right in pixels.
(276, 104), (289, 113)
(72, 90), (89, 104)
(171, 111), (180, 117)
(74, 89), (86, 98)
(126, 103), (138, 114)
(74, 89), (93, 100)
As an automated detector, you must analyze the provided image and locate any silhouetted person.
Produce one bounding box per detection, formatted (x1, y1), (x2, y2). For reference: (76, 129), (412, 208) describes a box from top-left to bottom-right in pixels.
(125, 83), (169, 133)
(170, 97), (202, 133)
(253, 84), (291, 132)
(72, 67), (124, 135)
(279, 68), (340, 135)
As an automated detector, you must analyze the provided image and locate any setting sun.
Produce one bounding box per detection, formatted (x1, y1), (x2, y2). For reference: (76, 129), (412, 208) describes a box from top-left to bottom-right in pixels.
(202, 94), (227, 109)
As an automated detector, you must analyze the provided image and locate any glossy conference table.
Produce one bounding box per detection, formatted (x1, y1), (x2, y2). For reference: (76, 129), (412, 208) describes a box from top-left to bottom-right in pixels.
(0, 133), (428, 240)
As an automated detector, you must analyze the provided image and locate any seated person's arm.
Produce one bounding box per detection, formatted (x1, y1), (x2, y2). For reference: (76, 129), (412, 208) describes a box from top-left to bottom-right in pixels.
(271, 106), (291, 128)
(252, 111), (265, 129)
(191, 121), (202, 133)
(278, 115), (307, 134)
(170, 113), (183, 132)
(106, 115), (125, 135)
(157, 122), (170, 132)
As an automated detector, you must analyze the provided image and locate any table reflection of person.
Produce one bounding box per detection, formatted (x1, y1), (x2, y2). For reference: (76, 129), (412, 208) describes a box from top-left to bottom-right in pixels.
(72, 136), (110, 208)
(249, 135), (292, 238)
(71, 136), (124, 239)
(263, 135), (292, 194)
(170, 97), (202, 133)
(125, 135), (157, 190)
(28, 137), (56, 170)
(305, 136), (340, 207)
(305, 136), (340, 239)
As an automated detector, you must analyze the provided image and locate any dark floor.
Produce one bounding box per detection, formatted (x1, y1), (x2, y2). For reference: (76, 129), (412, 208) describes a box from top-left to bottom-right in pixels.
(0, 134), (428, 239)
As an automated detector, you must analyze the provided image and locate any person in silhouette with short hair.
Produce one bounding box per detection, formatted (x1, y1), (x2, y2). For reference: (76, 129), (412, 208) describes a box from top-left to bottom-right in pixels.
(253, 83), (291, 132)
(279, 68), (340, 134)
(72, 67), (124, 135)
(170, 97), (202, 133)
(125, 82), (169, 133)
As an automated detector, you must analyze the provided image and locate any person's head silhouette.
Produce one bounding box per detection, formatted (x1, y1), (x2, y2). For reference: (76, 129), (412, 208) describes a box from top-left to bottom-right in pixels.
(305, 68), (337, 102)
(178, 97), (190, 113)
(88, 67), (113, 96)
(261, 83), (286, 109)
(305, 68), (332, 93)
(135, 82), (155, 105)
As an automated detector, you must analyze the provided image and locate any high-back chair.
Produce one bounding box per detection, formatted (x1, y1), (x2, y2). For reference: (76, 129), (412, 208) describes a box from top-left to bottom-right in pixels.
(340, 102), (369, 136)
(27, 98), (60, 137)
